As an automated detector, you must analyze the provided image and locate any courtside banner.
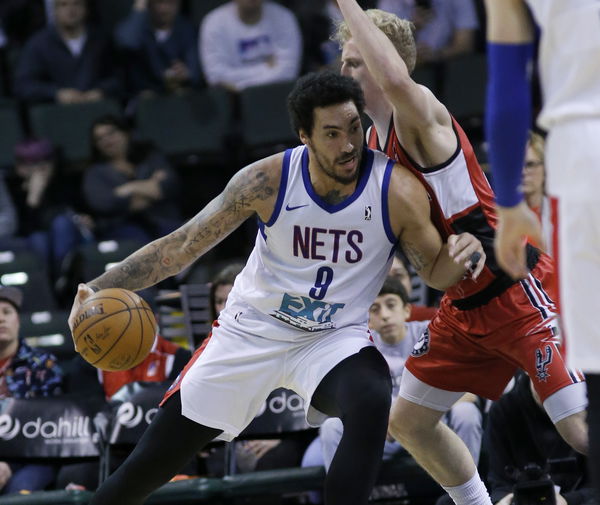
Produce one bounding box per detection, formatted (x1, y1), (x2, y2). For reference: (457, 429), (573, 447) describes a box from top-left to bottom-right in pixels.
(241, 388), (310, 437)
(0, 396), (104, 458)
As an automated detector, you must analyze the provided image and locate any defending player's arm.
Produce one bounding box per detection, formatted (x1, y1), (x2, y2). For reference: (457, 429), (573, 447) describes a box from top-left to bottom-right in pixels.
(388, 164), (485, 290)
(336, 0), (454, 160)
(485, 0), (543, 279)
(85, 154), (282, 293)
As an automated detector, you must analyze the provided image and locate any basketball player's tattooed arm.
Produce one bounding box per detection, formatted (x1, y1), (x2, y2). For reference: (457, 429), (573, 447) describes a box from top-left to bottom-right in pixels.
(389, 164), (485, 290)
(86, 154), (283, 292)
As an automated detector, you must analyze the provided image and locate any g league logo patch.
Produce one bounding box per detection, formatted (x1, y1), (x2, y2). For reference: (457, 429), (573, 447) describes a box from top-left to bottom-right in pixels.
(364, 206), (372, 221)
(411, 329), (430, 357)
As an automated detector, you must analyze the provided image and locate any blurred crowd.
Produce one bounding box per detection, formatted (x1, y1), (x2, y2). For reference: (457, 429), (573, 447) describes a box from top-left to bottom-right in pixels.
(2, 2), (588, 504)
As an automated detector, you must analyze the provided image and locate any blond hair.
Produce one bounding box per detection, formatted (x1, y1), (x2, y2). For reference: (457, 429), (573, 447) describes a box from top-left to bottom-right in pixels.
(527, 131), (545, 162)
(332, 9), (417, 75)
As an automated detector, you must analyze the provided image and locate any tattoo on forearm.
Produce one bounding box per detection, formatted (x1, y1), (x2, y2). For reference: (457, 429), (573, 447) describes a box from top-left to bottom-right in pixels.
(90, 164), (279, 292)
(400, 239), (427, 272)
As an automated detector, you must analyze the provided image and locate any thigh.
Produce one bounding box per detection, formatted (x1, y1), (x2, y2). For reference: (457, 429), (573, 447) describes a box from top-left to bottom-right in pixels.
(310, 346), (391, 419)
(177, 321), (288, 441)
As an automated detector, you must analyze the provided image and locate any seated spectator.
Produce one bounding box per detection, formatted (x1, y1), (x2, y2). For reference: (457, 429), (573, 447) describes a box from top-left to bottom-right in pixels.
(388, 254), (438, 321)
(0, 286), (64, 495)
(115, 0), (201, 102)
(14, 0), (121, 104)
(208, 261), (245, 322)
(302, 277), (483, 496)
(200, 0), (302, 92)
(0, 138), (91, 278)
(376, 0), (479, 64)
(83, 115), (182, 243)
(522, 131), (551, 253)
(485, 372), (596, 505)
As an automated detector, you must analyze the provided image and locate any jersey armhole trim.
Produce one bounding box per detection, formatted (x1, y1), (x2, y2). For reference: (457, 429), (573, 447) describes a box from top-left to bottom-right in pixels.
(263, 148), (292, 227)
(382, 158), (398, 245)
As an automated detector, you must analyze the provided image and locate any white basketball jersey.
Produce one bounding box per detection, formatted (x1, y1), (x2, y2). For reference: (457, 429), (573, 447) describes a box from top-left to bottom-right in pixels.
(229, 146), (397, 335)
(526, 0), (600, 129)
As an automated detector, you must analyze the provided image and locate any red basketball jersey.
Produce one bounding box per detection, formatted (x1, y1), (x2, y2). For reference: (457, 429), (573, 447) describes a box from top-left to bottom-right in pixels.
(368, 118), (542, 306)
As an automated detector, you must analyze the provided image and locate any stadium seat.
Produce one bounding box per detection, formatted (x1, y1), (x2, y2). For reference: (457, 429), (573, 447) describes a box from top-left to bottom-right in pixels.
(20, 310), (73, 361)
(179, 284), (211, 348)
(0, 100), (24, 169)
(94, 0), (133, 35)
(70, 239), (145, 283)
(442, 53), (487, 122)
(0, 249), (57, 311)
(29, 99), (121, 164)
(135, 89), (232, 161)
(239, 80), (298, 158)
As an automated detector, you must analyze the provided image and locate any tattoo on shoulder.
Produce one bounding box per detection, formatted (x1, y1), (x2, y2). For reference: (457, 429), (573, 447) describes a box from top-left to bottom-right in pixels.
(400, 239), (427, 272)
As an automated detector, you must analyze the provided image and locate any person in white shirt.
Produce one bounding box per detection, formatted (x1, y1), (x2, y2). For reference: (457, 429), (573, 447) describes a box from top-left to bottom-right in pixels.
(199, 0), (302, 92)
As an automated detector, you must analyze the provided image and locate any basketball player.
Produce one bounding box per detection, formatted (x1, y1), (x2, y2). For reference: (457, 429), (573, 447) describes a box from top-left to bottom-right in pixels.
(334, 2), (588, 505)
(68, 71), (485, 505)
(485, 0), (600, 490)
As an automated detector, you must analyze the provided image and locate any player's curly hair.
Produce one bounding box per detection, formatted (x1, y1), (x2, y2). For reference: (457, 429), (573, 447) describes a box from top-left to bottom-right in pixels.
(287, 71), (365, 137)
(332, 9), (417, 75)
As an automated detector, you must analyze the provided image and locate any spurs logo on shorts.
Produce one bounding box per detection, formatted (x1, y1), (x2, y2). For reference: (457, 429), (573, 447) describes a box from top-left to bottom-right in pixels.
(411, 329), (430, 357)
(535, 344), (553, 382)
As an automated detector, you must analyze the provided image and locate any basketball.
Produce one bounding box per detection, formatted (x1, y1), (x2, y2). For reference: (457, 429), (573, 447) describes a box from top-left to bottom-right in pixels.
(71, 288), (157, 371)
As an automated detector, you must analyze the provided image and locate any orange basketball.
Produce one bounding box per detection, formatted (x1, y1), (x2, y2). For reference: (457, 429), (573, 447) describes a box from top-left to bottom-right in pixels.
(71, 288), (157, 371)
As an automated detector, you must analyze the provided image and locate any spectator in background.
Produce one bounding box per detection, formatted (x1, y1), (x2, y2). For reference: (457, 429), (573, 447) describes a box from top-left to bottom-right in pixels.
(200, 0), (302, 92)
(83, 115), (182, 243)
(521, 131), (551, 254)
(302, 278), (482, 476)
(115, 0), (201, 102)
(14, 0), (121, 104)
(376, 0), (479, 64)
(208, 262), (245, 322)
(388, 254), (438, 321)
(485, 372), (596, 505)
(0, 138), (90, 278)
(0, 286), (63, 495)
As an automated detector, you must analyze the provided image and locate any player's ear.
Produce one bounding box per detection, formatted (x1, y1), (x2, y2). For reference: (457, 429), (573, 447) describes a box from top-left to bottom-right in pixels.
(298, 129), (310, 146)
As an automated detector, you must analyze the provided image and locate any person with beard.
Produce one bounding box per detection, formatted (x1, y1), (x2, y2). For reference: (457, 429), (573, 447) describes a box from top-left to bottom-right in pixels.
(67, 71), (484, 505)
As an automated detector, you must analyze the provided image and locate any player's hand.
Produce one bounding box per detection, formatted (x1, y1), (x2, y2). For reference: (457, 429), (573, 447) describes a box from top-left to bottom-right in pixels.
(495, 202), (544, 280)
(242, 439), (280, 459)
(68, 284), (96, 350)
(448, 232), (486, 280)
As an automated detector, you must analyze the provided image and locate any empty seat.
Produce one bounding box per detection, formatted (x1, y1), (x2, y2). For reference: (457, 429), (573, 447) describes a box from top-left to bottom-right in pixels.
(135, 89), (232, 161)
(442, 53), (487, 121)
(239, 80), (298, 157)
(0, 100), (25, 169)
(0, 249), (57, 311)
(20, 309), (73, 361)
(29, 99), (121, 164)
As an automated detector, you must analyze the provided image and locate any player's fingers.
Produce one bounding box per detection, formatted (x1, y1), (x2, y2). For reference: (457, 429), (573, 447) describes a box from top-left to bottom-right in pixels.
(447, 234), (458, 256)
(469, 250), (486, 280)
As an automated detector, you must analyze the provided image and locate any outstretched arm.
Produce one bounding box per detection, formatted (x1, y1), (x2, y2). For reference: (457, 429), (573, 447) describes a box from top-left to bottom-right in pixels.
(336, 0), (436, 126)
(485, 0), (541, 279)
(389, 164), (485, 291)
(68, 154), (282, 330)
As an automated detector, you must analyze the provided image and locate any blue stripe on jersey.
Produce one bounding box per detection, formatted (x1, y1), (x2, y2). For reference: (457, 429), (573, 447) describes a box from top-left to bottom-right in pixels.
(258, 219), (267, 241)
(264, 149), (292, 227)
(381, 158), (397, 244)
(300, 147), (374, 214)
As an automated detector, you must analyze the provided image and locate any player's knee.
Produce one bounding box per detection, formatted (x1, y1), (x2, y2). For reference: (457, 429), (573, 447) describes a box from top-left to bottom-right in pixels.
(389, 397), (442, 444)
